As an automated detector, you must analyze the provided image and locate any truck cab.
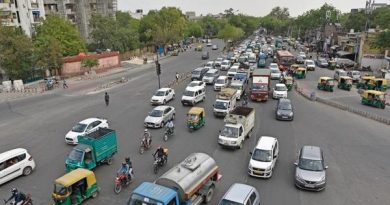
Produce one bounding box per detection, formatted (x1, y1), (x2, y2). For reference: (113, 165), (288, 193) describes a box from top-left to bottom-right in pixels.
(230, 80), (246, 100)
(213, 88), (237, 117)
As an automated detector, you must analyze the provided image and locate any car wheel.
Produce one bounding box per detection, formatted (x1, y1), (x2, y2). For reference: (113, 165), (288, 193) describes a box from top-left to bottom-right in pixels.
(163, 100), (166, 105)
(23, 166), (33, 176)
(160, 122), (164, 128)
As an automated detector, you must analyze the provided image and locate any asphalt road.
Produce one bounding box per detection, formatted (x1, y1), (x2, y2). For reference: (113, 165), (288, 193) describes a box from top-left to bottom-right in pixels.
(1, 40), (390, 205)
(289, 50), (390, 118)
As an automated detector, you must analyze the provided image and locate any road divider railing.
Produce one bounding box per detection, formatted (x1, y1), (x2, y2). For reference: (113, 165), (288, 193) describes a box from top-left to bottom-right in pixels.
(295, 81), (390, 125)
(94, 77), (129, 92)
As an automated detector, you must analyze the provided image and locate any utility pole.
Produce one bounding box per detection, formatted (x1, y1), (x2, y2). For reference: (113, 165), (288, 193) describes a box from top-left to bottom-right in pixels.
(155, 46), (161, 89)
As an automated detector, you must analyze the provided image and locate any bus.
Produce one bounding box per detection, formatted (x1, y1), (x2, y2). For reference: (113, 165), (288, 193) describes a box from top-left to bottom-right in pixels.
(276, 50), (295, 71)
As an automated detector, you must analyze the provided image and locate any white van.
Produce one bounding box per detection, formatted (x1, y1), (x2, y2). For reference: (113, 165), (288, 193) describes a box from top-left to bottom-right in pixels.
(248, 136), (279, 178)
(181, 86), (206, 106)
(214, 76), (229, 91)
(202, 69), (220, 85)
(0, 148), (36, 185)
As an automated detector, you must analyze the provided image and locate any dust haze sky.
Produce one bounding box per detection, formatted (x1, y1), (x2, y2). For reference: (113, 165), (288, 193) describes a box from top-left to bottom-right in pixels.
(118, 0), (389, 17)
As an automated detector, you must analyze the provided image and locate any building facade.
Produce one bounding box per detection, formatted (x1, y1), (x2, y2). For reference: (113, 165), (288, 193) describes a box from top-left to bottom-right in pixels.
(0, 0), (46, 37)
(43, 0), (117, 40)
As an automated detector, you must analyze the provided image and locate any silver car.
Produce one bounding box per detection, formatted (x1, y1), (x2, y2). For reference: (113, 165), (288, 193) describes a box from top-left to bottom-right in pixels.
(218, 183), (261, 205)
(144, 106), (175, 128)
(294, 146), (328, 191)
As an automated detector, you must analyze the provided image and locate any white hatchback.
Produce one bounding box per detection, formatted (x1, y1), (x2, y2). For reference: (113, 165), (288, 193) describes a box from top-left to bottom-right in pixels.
(248, 136), (279, 178)
(65, 118), (109, 144)
(0, 148), (36, 185)
(273, 84), (288, 99)
(150, 88), (175, 105)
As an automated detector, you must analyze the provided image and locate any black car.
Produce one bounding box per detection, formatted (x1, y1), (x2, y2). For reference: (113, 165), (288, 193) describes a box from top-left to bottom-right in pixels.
(316, 58), (329, 68)
(201, 51), (209, 60)
(275, 98), (294, 121)
(296, 56), (304, 64)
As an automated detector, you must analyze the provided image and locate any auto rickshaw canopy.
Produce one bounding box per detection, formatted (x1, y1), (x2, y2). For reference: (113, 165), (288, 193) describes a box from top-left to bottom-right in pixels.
(296, 67), (306, 72)
(188, 107), (204, 115)
(318, 77), (333, 82)
(361, 90), (385, 97)
(54, 168), (96, 188)
(339, 76), (352, 81)
(290, 64), (299, 70)
(361, 76), (375, 81)
(372, 78), (388, 85)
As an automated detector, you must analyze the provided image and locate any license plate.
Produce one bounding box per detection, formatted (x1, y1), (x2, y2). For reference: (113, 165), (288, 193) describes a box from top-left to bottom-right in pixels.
(305, 184), (315, 188)
(282, 116), (288, 119)
(254, 171), (263, 174)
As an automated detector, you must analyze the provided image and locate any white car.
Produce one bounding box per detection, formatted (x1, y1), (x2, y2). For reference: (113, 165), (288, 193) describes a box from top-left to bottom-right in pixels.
(273, 84), (288, 99)
(220, 60), (231, 71)
(299, 51), (306, 59)
(0, 148), (36, 185)
(186, 81), (206, 91)
(65, 118), (109, 144)
(304, 60), (316, 71)
(269, 63), (279, 70)
(270, 68), (281, 80)
(144, 106), (175, 128)
(227, 66), (239, 78)
(205, 61), (214, 69)
(150, 88), (175, 105)
(248, 136), (279, 178)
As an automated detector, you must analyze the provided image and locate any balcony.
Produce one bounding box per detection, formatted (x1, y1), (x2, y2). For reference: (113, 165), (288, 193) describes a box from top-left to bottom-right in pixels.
(0, 2), (12, 11)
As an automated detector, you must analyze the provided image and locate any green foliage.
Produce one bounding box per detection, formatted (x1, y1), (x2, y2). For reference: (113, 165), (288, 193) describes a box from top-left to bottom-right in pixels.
(372, 30), (390, 49)
(139, 7), (187, 45)
(81, 58), (99, 71)
(217, 24), (244, 42)
(199, 16), (224, 37)
(0, 26), (34, 80)
(35, 37), (63, 73)
(372, 7), (390, 29)
(229, 15), (260, 34)
(185, 21), (204, 38)
(259, 6), (291, 35)
(89, 12), (140, 52)
(342, 11), (366, 32)
(35, 14), (86, 56)
(268, 6), (290, 20)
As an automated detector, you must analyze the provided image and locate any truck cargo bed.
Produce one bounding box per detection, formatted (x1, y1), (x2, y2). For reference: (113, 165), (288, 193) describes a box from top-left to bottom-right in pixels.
(229, 107), (253, 116)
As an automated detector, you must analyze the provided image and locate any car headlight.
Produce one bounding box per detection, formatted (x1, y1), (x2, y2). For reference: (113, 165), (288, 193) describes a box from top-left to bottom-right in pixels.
(248, 163), (253, 169)
(231, 141), (237, 144)
(266, 166), (272, 171)
(277, 111), (281, 115)
(296, 175), (305, 183)
(289, 112), (293, 116)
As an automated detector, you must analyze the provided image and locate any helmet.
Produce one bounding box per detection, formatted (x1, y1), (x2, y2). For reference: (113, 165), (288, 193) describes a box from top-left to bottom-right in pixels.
(144, 129), (148, 133)
(11, 188), (17, 193)
(157, 145), (161, 149)
(125, 157), (130, 163)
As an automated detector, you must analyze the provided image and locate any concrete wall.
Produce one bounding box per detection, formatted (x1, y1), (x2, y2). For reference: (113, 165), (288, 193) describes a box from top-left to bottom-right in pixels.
(62, 52), (121, 77)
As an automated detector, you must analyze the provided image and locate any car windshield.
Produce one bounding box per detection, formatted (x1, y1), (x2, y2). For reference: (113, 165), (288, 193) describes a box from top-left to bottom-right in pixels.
(275, 86), (287, 91)
(184, 90), (195, 97)
(71, 123), (87, 133)
(252, 149), (272, 162)
(127, 194), (161, 205)
(279, 101), (292, 110)
(216, 79), (225, 84)
(205, 72), (214, 77)
(229, 68), (237, 73)
(192, 71), (200, 75)
(222, 62), (228, 65)
(230, 85), (242, 90)
(188, 114), (199, 121)
(53, 184), (67, 196)
(270, 65), (278, 69)
(219, 199), (243, 205)
(307, 61), (314, 65)
(339, 72), (347, 76)
(154, 91), (165, 96)
(215, 101), (228, 109)
(299, 158), (324, 171)
(149, 109), (163, 117)
(189, 82), (200, 87)
(68, 149), (84, 161)
(271, 70), (280, 74)
(252, 83), (268, 91)
(221, 126), (238, 138)
(320, 60), (327, 63)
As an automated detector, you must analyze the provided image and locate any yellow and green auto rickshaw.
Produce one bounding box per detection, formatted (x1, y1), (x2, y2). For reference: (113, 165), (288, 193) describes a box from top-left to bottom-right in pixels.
(294, 67), (307, 79)
(337, 76), (353, 91)
(356, 76), (375, 90)
(281, 76), (294, 91)
(187, 107), (205, 132)
(317, 77), (334, 92)
(367, 78), (388, 91)
(171, 49), (179, 56)
(328, 60), (337, 70)
(361, 90), (386, 109)
(290, 64), (300, 72)
(195, 44), (203, 51)
(52, 168), (99, 205)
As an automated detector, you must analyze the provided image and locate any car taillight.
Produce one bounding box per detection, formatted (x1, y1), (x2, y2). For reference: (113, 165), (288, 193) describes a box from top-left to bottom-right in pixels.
(28, 156), (33, 161)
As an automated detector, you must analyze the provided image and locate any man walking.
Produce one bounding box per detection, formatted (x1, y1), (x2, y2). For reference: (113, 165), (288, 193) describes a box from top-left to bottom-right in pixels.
(175, 72), (179, 82)
(104, 92), (109, 106)
(63, 79), (68, 89)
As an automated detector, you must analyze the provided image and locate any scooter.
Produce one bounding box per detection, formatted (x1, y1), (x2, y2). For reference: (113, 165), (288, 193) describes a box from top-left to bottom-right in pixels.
(139, 136), (152, 154)
(4, 194), (33, 205)
(163, 127), (174, 141)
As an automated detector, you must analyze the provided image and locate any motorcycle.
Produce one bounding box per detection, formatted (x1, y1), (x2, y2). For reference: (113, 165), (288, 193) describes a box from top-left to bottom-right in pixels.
(139, 136), (151, 154)
(163, 127), (174, 141)
(114, 171), (133, 194)
(4, 194), (33, 205)
(153, 155), (167, 174)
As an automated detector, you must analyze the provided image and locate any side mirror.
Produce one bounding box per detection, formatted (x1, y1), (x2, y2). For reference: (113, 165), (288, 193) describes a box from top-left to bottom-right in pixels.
(212, 104), (215, 107)
(249, 152), (252, 155)
(325, 165), (329, 169)
(294, 162), (298, 166)
(218, 130), (221, 133)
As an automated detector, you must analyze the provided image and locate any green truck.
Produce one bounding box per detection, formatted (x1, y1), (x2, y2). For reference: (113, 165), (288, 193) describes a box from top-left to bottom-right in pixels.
(65, 128), (118, 172)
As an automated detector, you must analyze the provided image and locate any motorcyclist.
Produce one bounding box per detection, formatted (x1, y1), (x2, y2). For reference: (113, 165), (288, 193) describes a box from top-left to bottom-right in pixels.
(125, 157), (134, 180)
(118, 162), (130, 182)
(166, 120), (174, 135)
(143, 129), (151, 147)
(153, 146), (167, 165)
(4, 188), (26, 205)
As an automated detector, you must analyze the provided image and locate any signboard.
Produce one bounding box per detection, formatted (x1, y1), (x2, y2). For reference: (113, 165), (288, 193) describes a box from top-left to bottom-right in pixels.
(253, 76), (268, 84)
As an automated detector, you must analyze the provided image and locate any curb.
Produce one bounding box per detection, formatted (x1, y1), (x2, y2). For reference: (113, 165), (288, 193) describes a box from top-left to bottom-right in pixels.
(295, 82), (390, 125)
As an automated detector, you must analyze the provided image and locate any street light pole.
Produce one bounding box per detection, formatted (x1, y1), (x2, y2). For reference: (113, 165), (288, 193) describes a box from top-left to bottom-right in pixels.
(155, 45), (161, 89)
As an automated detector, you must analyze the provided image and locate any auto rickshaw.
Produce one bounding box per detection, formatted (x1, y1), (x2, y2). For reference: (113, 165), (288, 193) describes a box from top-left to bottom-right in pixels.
(328, 60), (336, 70)
(195, 44), (203, 51)
(337, 76), (353, 91)
(361, 90), (386, 109)
(52, 168), (99, 205)
(187, 107), (205, 132)
(294, 67), (307, 79)
(171, 49), (179, 56)
(356, 76), (375, 90)
(280, 76), (294, 91)
(367, 78), (388, 91)
(290, 64), (299, 72)
(317, 77), (334, 92)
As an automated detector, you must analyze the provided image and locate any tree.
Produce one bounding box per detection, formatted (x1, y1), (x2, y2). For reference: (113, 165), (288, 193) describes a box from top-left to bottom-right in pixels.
(372, 30), (390, 49)
(34, 14), (85, 56)
(0, 26), (35, 80)
(81, 58), (99, 72)
(342, 11), (366, 32)
(372, 7), (390, 29)
(185, 22), (204, 38)
(199, 16), (224, 37)
(269, 6), (290, 20)
(35, 37), (63, 76)
(217, 24), (244, 42)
